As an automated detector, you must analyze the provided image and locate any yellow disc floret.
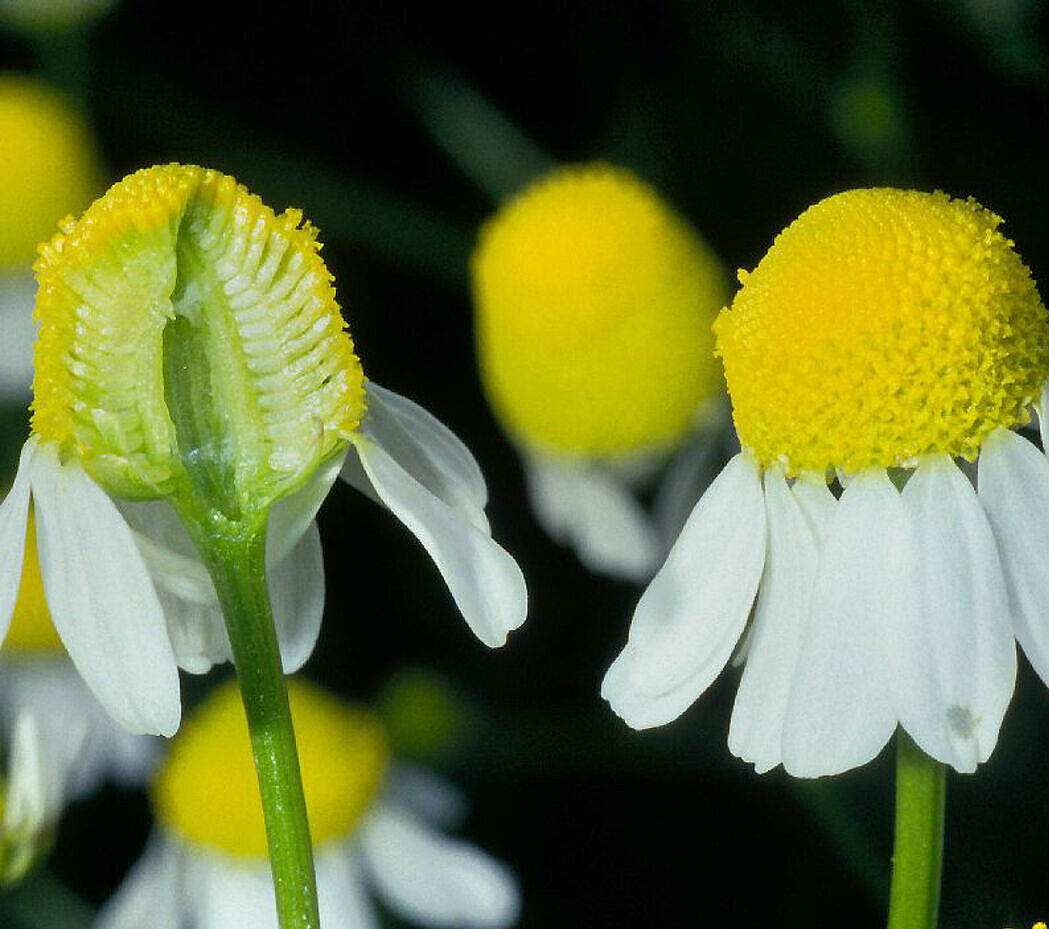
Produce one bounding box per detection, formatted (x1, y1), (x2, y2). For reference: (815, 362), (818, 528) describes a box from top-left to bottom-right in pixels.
(0, 75), (101, 268)
(5, 509), (63, 654)
(153, 678), (389, 858)
(32, 164), (366, 509)
(715, 189), (1049, 474)
(472, 163), (728, 458)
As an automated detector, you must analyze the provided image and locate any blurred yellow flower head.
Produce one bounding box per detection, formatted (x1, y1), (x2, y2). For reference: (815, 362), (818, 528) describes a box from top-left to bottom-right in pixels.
(472, 163), (728, 459)
(0, 75), (101, 269)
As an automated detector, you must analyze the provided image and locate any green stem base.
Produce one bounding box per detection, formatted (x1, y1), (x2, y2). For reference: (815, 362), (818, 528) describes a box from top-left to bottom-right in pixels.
(887, 732), (946, 929)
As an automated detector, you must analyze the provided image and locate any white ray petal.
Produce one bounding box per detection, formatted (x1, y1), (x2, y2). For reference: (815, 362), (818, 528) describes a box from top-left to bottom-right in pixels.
(729, 468), (821, 773)
(0, 438), (34, 643)
(523, 454), (661, 581)
(28, 446), (181, 736)
(343, 381), (488, 532)
(95, 835), (184, 929)
(1039, 381), (1049, 458)
(892, 456), (1016, 771)
(350, 435), (526, 648)
(978, 427), (1049, 687)
(360, 806), (520, 929)
(601, 453), (766, 729)
(387, 764), (469, 828)
(269, 520), (325, 673)
(316, 848), (380, 929)
(782, 469), (900, 777)
(3, 713), (65, 838)
(155, 587), (231, 674)
(189, 851), (278, 929)
(267, 449), (345, 564)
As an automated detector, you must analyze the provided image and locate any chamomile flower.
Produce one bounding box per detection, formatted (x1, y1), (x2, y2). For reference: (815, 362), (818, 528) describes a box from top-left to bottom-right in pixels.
(0, 164), (526, 738)
(471, 164), (729, 580)
(97, 678), (521, 929)
(603, 188), (1049, 776)
(0, 75), (101, 399)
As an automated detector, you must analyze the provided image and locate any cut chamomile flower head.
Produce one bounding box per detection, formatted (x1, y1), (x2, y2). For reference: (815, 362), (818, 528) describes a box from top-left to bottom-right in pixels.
(471, 163), (730, 580)
(0, 75), (101, 398)
(0, 163), (526, 738)
(97, 678), (521, 929)
(603, 188), (1049, 777)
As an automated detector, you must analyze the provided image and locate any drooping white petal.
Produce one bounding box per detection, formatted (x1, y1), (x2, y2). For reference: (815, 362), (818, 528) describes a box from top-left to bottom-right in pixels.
(729, 468), (823, 773)
(317, 848), (380, 929)
(782, 469), (901, 777)
(978, 427), (1049, 687)
(601, 453), (766, 729)
(343, 381), (489, 532)
(95, 835), (184, 929)
(268, 520), (325, 673)
(523, 453), (661, 581)
(188, 849), (280, 929)
(891, 456), (1016, 772)
(0, 438), (34, 643)
(122, 500), (326, 674)
(360, 806), (520, 929)
(28, 445), (181, 737)
(267, 449), (345, 564)
(350, 435), (527, 647)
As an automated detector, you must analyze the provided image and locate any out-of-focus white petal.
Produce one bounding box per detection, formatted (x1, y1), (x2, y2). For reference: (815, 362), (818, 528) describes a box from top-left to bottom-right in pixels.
(28, 445), (181, 737)
(729, 468), (821, 773)
(601, 453), (766, 729)
(344, 381), (488, 532)
(892, 456), (1016, 772)
(269, 521), (325, 673)
(350, 435), (527, 648)
(188, 849), (279, 929)
(0, 271), (36, 399)
(979, 427), (1049, 687)
(387, 764), (469, 829)
(0, 660), (159, 797)
(523, 453), (661, 581)
(4, 713), (64, 838)
(317, 847), (381, 929)
(782, 469), (900, 777)
(0, 438), (34, 642)
(360, 805), (520, 929)
(95, 835), (184, 929)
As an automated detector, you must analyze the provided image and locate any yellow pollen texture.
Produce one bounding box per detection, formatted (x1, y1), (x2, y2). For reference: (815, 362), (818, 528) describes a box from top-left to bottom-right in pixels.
(472, 164), (728, 457)
(153, 679), (389, 858)
(0, 75), (101, 268)
(5, 509), (63, 654)
(32, 164), (365, 501)
(714, 189), (1049, 474)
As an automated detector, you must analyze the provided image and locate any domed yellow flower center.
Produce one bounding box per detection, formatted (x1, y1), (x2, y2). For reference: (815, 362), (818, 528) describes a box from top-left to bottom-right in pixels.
(32, 164), (366, 513)
(714, 189), (1049, 475)
(5, 509), (63, 654)
(0, 76), (101, 269)
(153, 679), (389, 858)
(472, 164), (728, 458)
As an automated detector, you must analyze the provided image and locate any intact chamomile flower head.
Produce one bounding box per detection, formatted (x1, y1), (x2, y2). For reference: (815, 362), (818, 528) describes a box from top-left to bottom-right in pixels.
(472, 163), (729, 580)
(0, 75), (101, 398)
(603, 188), (1049, 777)
(0, 163), (526, 738)
(97, 678), (521, 929)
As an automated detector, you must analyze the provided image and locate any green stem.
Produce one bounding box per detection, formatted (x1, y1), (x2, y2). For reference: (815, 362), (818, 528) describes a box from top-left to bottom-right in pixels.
(196, 519), (319, 929)
(887, 731), (946, 929)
